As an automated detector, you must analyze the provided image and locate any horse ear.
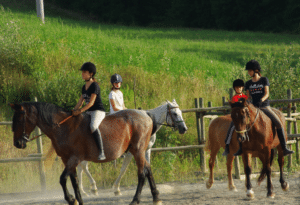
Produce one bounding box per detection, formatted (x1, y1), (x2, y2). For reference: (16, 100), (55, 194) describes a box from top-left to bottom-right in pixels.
(228, 99), (233, 107)
(172, 99), (176, 103)
(241, 98), (247, 106)
(9, 103), (23, 111)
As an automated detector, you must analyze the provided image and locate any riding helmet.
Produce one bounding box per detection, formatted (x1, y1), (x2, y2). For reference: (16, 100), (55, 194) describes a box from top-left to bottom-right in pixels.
(245, 60), (261, 72)
(80, 62), (96, 75)
(110, 73), (122, 84)
(233, 79), (244, 88)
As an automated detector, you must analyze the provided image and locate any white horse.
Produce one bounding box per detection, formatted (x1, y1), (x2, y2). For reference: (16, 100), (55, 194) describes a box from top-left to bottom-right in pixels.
(77, 99), (187, 196)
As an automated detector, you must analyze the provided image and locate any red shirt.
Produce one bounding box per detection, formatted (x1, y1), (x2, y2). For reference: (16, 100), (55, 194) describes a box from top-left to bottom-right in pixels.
(231, 93), (248, 103)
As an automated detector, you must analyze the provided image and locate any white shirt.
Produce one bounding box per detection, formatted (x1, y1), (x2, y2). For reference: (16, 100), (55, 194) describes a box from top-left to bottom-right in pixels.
(109, 90), (124, 114)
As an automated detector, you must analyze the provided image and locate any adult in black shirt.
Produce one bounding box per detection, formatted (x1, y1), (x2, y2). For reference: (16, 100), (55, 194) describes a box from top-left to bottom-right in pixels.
(234, 60), (293, 156)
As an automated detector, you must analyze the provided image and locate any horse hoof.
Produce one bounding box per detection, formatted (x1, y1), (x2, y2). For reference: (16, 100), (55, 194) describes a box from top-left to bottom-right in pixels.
(153, 200), (163, 205)
(129, 201), (138, 205)
(282, 182), (289, 191)
(229, 186), (237, 192)
(206, 181), (213, 189)
(73, 200), (79, 205)
(246, 189), (255, 199)
(267, 193), (275, 198)
(114, 190), (122, 196)
(91, 189), (98, 196)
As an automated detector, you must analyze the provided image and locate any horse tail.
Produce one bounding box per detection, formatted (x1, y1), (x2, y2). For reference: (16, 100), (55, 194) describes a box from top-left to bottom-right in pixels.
(205, 118), (218, 154)
(270, 148), (275, 166)
(147, 112), (158, 135)
(44, 143), (57, 171)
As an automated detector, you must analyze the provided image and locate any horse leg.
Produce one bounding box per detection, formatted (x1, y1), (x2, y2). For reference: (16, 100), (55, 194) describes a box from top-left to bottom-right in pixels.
(77, 161), (88, 196)
(206, 147), (218, 189)
(130, 155), (147, 205)
(60, 168), (78, 205)
(277, 148), (289, 191)
(144, 162), (162, 205)
(227, 154), (237, 191)
(264, 149), (275, 198)
(81, 161), (98, 195)
(70, 169), (83, 205)
(241, 154), (254, 199)
(113, 152), (134, 196)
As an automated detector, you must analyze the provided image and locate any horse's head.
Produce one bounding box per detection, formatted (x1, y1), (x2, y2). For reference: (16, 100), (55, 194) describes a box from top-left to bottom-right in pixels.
(166, 99), (188, 134)
(229, 98), (250, 143)
(10, 103), (37, 149)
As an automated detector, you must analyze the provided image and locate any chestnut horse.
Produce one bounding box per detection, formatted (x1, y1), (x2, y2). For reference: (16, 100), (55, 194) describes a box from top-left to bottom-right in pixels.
(206, 98), (289, 199)
(10, 102), (176, 205)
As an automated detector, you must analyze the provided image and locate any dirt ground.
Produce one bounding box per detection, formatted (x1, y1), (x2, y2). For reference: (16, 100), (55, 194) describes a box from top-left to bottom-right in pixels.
(1, 172), (299, 205)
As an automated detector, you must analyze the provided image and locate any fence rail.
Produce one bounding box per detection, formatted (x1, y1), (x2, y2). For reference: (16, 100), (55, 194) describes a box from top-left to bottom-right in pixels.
(1, 89), (300, 188)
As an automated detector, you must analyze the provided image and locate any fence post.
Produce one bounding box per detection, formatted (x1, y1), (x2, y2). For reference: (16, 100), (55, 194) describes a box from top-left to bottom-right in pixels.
(287, 89), (292, 168)
(292, 102), (299, 164)
(229, 88), (240, 179)
(199, 98), (206, 172)
(36, 0), (45, 23)
(34, 97), (46, 191)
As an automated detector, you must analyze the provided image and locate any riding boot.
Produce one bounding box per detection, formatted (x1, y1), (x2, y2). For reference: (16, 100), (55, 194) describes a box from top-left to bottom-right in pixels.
(233, 141), (243, 156)
(222, 144), (230, 156)
(277, 128), (294, 156)
(92, 128), (106, 160)
(222, 122), (234, 156)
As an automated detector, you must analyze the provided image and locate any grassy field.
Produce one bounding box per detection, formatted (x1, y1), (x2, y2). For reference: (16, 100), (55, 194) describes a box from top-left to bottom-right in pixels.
(0, 1), (300, 194)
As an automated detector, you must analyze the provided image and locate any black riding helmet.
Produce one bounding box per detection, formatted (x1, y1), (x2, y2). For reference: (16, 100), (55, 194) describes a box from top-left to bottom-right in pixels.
(110, 73), (122, 84)
(245, 60), (261, 72)
(80, 62), (96, 76)
(233, 79), (245, 88)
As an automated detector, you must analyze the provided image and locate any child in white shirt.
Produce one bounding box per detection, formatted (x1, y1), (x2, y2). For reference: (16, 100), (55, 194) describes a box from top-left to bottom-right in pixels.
(109, 74), (126, 114)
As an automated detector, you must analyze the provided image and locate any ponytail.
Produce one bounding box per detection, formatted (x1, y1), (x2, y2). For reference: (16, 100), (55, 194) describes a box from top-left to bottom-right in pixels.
(254, 70), (261, 77)
(92, 77), (99, 85)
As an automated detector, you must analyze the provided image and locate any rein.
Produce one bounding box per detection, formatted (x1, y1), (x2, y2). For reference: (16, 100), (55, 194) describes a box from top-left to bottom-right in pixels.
(22, 113), (73, 142)
(157, 104), (184, 129)
(235, 108), (260, 138)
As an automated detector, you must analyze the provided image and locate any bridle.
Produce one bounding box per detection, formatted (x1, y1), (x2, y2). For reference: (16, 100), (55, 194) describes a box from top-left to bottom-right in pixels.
(157, 103), (184, 129)
(17, 110), (43, 142)
(235, 107), (260, 140)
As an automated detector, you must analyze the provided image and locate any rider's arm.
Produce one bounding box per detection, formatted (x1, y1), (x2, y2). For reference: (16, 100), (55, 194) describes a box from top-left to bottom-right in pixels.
(261, 86), (269, 102)
(110, 99), (121, 111)
(74, 95), (84, 110)
(80, 94), (97, 112)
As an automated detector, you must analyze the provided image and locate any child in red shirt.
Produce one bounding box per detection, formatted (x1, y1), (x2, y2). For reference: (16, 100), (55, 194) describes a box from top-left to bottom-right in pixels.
(222, 79), (248, 156)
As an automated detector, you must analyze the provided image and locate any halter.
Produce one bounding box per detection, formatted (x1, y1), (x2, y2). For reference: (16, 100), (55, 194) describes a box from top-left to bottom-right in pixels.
(157, 103), (184, 129)
(235, 107), (260, 140)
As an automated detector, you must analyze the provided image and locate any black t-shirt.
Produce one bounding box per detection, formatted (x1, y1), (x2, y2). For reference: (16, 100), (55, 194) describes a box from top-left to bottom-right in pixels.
(82, 82), (105, 111)
(245, 77), (270, 108)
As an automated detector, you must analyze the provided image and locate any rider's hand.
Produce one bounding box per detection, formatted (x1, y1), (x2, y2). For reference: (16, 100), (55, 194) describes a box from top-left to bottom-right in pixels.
(72, 109), (82, 116)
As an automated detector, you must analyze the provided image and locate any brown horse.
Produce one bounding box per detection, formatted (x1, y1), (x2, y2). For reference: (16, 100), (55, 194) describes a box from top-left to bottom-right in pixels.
(206, 98), (289, 199)
(10, 102), (187, 205)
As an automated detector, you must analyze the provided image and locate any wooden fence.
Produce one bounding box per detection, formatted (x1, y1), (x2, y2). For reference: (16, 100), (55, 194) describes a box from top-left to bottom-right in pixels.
(1, 89), (300, 190)
(153, 88), (300, 179)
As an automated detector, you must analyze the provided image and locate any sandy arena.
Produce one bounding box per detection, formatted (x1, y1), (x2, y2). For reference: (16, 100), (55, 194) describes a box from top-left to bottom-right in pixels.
(1, 172), (299, 205)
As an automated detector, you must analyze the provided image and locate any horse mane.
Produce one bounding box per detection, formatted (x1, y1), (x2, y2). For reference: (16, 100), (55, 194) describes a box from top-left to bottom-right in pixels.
(146, 112), (159, 135)
(22, 102), (71, 127)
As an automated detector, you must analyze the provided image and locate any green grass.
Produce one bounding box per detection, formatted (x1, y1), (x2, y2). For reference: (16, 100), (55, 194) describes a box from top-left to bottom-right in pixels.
(1, 1), (300, 194)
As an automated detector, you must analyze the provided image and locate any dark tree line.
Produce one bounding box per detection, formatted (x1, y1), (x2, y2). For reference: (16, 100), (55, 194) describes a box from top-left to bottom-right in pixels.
(50, 0), (300, 33)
